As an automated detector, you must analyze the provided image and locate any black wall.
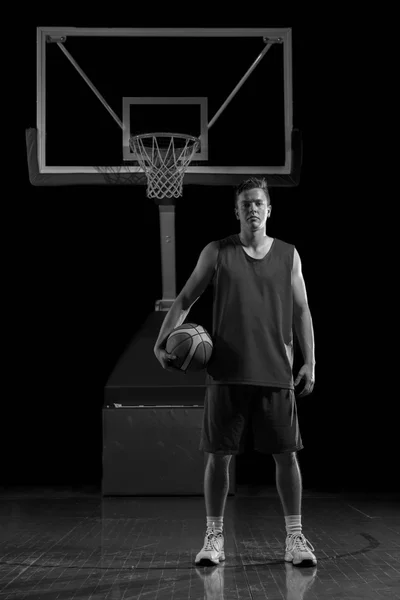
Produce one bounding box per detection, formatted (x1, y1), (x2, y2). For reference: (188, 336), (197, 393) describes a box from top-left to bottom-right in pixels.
(3, 15), (393, 493)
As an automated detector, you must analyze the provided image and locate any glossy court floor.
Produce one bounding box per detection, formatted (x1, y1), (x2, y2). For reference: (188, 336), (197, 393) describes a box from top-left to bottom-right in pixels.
(0, 485), (399, 599)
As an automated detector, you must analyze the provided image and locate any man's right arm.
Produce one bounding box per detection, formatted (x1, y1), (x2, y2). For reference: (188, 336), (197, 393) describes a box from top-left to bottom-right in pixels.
(153, 240), (218, 351)
(153, 300), (190, 351)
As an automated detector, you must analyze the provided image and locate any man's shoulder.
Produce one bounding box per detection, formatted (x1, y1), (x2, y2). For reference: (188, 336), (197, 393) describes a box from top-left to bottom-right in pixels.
(274, 238), (295, 251)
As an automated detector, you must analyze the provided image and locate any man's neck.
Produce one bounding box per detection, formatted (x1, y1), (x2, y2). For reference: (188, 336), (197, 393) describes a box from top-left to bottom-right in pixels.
(239, 233), (271, 250)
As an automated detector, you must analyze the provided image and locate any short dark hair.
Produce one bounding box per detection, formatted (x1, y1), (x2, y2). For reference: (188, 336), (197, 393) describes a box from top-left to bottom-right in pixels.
(234, 177), (271, 210)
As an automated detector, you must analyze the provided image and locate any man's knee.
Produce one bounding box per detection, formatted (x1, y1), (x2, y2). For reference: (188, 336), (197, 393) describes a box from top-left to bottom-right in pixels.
(206, 452), (233, 467)
(273, 451), (297, 465)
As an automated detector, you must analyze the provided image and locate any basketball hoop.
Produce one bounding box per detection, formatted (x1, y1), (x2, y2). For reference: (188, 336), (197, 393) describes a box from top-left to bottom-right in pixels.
(129, 133), (200, 199)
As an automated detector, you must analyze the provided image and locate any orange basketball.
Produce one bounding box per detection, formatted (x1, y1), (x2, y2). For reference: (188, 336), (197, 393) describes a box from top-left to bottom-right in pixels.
(165, 323), (213, 372)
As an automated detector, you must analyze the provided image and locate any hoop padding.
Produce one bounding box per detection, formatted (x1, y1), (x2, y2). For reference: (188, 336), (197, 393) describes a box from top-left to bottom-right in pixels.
(129, 133), (200, 198)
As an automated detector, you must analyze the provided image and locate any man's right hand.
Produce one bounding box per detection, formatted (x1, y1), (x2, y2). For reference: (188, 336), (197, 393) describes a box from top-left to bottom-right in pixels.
(154, 347), (181, 372)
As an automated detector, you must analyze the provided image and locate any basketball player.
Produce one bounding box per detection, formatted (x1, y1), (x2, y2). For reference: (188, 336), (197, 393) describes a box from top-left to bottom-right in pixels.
(154, 177), (316, 568)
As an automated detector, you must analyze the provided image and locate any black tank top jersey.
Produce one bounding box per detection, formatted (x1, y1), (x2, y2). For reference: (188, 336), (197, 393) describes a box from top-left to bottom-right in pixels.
(205, 233), (295, 389)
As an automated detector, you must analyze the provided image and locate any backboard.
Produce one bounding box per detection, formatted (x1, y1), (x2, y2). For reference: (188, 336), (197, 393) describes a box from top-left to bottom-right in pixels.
(35, 27), (297, 186)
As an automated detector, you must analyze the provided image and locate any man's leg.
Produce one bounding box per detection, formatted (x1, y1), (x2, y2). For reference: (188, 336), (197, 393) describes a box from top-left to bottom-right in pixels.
(273, 451), (302, 516)
(204, 453), (232, 531)
(273, 451), (317, 566)
(273, 451), (303, 540)
(195, 453), (232, 565)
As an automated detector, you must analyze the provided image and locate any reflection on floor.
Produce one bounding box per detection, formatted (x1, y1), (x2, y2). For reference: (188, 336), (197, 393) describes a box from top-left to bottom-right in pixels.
(0, 485), (399, 599)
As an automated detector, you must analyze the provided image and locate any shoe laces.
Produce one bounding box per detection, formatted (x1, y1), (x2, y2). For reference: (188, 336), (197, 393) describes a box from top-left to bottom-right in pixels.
(205, 530), (222, 550)
(288, 533), (315, 553)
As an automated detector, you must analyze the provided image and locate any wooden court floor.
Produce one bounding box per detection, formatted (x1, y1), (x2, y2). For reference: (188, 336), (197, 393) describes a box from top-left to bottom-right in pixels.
(0, 485), (399, 599)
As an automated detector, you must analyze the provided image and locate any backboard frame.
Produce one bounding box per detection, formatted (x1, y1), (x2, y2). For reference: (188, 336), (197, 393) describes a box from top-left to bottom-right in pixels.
(36, 27), (294, 185)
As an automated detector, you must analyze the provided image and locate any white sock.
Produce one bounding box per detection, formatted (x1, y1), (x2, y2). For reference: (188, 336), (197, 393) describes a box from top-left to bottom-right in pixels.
(285, 514), (302, 536)
(207, 516), (224, 534)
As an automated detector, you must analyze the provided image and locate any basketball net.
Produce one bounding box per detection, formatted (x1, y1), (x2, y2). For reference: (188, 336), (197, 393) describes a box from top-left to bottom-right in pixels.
(129, 133), (200, 199)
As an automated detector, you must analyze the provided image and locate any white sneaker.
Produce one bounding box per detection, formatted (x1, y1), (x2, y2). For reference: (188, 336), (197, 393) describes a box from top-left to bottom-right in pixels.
(284, 533), (317, 567)
(195, 530), (225, 566)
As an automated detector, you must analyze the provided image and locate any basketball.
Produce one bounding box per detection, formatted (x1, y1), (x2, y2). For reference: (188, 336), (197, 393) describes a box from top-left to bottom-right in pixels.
(165, 323), (213, 373)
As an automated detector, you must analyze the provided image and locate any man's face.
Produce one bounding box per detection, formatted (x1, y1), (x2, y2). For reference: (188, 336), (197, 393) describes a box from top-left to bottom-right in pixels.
(236, 188), (270, 226)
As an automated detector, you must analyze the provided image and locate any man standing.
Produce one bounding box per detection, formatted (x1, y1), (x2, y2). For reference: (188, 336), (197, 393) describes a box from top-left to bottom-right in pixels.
(154, 177), (316, 568)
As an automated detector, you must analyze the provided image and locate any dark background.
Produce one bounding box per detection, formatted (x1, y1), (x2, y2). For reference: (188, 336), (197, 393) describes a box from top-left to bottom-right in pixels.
(4, 12), (394, 494)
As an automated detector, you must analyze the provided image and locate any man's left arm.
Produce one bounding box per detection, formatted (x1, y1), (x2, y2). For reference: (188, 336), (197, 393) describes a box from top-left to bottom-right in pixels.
(292, 248), (315, 396)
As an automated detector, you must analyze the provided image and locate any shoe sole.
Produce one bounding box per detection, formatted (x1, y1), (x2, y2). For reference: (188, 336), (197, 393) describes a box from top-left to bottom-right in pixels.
(195, 552), (225, 566)
(285, 555), (317, 567)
